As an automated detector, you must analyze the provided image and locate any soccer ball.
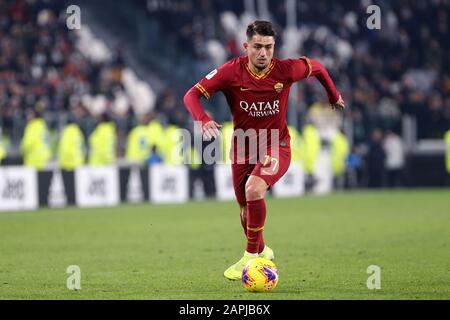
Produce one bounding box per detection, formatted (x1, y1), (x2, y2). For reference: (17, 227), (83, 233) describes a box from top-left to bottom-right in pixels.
(242, 258), (278, 292)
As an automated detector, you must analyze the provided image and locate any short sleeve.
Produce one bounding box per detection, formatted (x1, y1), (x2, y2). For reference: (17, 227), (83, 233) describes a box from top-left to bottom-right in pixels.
(196, 60), (235, 99)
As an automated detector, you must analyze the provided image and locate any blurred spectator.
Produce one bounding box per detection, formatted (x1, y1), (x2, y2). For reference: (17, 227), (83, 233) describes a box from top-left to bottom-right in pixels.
(383, 130), (405, 188)
(288, 125), (302, 165)
(126, 114), (151, 164)
(445, 129), (450, 186)
(198, 137), (217, 198)
(20, 109), (51, 170)
(0, 138), (5, 163)
(88, 113), (117, 165)
(147, 114), (165, 156)
(161, 124), (186, 165)
(57, 114), (85, 171)
(201, 109), (219, 197)
(346, 144), (364, 189)
(146, 145), (164, 166)
(57, 112), (85, 205)
(367, 128), (386, 188)
(188, 138), (217, 199)
(300, 123), (321, 192)
(155, 87), (188, 126)
(351, 109), (368, 145)
(378, 95), (401, 132)
(307, 99), (341, 142)
(221, 121), (234, 164)
(331, 129), (349, 190)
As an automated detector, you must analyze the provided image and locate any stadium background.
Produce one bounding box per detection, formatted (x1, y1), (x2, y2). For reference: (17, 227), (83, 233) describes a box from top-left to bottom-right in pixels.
(0, 0), (449, 300)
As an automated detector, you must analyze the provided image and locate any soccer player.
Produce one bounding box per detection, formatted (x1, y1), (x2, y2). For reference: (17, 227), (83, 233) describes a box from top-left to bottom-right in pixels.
(183, 20), (345, 280)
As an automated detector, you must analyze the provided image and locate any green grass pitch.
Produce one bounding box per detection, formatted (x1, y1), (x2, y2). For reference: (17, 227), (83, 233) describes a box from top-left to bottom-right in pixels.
(0, 189), (449, 300)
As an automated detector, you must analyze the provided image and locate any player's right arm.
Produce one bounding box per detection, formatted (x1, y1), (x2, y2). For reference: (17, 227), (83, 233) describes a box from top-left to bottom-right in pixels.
(183, 85), (221, 140)
(183, 60), (235, 139)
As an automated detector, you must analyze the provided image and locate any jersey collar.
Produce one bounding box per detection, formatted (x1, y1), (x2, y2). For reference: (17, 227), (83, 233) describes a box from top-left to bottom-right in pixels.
(244, 58), (275, 80)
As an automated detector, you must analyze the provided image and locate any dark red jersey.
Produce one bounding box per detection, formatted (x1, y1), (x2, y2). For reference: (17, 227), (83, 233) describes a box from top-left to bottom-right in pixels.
(184, 55), (340, 162)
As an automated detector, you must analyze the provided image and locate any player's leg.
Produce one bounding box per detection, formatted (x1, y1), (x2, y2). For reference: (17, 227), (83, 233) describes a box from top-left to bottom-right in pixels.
(231, 164), (250, 237)
(250, 147), (291, 260)
(239, 203), (271, 257)
(241, 176), (275, 260)
(244, 175), (268, 255)
(223, 148), (290, 280)
(224, 174), (275, 280)
(224, 164), (255, 280)
(224, 175), (269, 280)
(225, 163), (274, 280)
(227, 141), (249, 237)
(239, 204), (247, 237)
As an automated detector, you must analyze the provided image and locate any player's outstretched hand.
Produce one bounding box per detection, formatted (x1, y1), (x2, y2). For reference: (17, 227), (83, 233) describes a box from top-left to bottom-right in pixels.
(331, 94), (345, 111)
(202, 120), (222, 140)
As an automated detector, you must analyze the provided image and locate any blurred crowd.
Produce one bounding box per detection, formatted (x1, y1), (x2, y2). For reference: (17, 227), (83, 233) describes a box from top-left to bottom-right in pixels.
(135, 0), (450, 187)
(142, 0), (449, 142)
(0, 0), (449, 189)
(0, 0), (128, 148)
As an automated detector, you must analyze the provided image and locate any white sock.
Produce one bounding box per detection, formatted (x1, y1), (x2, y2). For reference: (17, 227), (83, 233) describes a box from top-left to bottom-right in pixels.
(245, 251), (258, 257)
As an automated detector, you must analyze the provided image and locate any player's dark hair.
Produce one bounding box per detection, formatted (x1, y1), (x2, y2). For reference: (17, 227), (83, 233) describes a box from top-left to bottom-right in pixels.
(246, 20), (276, 40)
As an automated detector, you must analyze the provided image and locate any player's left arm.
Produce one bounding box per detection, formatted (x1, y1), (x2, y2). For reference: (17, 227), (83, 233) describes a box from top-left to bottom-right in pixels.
(291, 57), (345, 110)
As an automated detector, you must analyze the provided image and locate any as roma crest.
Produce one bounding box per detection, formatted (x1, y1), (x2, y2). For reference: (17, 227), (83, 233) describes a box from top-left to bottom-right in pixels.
(274, 82), (283, 93)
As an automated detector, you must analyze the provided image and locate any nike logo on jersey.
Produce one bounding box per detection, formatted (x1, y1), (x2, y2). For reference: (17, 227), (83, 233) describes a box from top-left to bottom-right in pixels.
(240, 87), (251, 91)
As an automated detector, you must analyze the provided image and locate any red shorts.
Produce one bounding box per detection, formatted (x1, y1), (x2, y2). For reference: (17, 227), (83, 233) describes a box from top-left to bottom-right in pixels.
(231, 146), (291, 206)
